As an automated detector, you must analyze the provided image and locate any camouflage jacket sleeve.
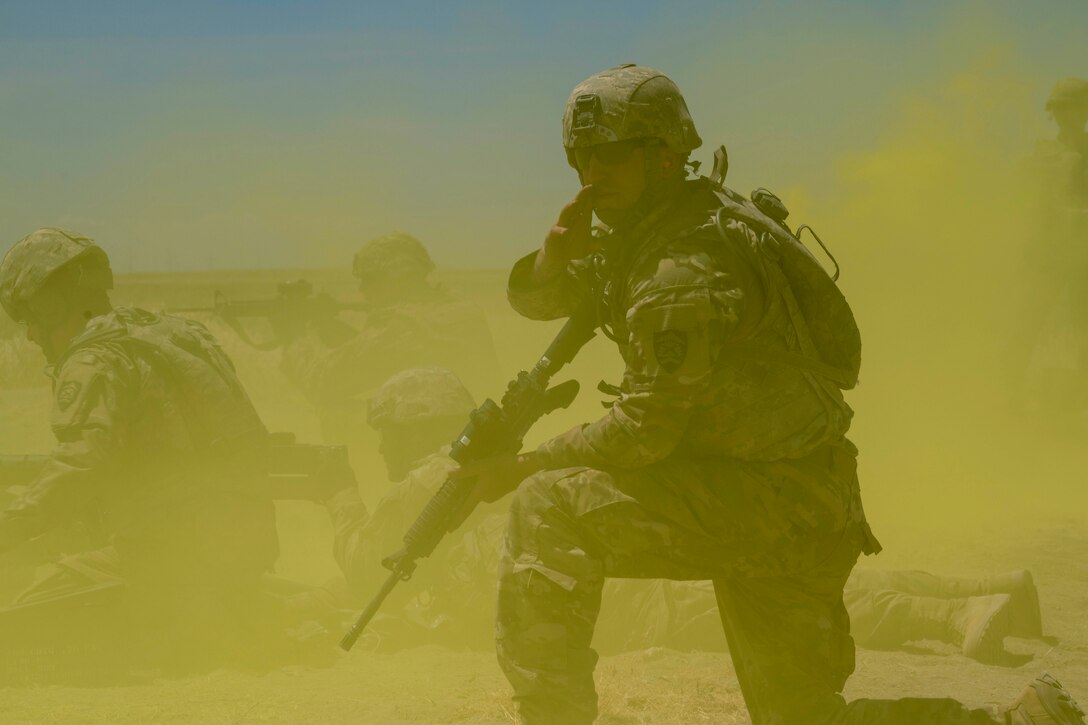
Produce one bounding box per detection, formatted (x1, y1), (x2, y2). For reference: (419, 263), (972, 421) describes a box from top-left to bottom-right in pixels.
(0, 349), (132, 539)
(535, 232), (747, 469)
(325, 454), (453, 594)
(324, 486), (373, 590)
(506, 250), (589, 321)
(280, 332), (379, 406)
(279, 334), (335, 404)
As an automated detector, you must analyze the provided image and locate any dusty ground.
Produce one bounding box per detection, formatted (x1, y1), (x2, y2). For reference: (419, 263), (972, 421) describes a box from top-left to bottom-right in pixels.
(0, 518), (1084, 724)
(1, 268), (1086, 723)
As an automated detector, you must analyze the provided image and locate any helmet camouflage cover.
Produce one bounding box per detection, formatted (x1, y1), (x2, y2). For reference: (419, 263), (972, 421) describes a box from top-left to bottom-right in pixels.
(1045, 77), (1088, 111)
(367, 366), (476, 429)
(0, 228), (113, 321)
(562, 63), (702, 157)
(352, 231), (435, 283)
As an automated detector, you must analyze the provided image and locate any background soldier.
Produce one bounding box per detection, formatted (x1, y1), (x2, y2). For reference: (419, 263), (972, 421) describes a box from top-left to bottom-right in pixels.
(279, 232), (501, 452)
(1036, 78), (1088, 208)
(314, 366), (500, 647)
(1014, 77), (1088, 413)
(0, 228), (281, 672)
(455, 65), (1085, 724)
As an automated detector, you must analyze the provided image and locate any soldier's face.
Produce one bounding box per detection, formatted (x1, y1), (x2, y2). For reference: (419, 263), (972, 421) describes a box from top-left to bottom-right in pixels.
(21, 295), (86, 364)
(25, 315), (81, 364)
(377, 424), (423, 482)
(579, 144), (648, 217)
(575, 140), (685, 223)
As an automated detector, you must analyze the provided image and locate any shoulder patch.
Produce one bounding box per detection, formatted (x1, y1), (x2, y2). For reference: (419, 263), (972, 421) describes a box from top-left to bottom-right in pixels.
(56, 380), (83, 411)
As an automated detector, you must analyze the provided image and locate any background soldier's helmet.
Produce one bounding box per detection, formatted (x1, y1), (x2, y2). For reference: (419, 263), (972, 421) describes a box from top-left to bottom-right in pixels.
(352, 232), (436, 284)
(0, 228), (113, 322)
(1045, 77), (1088, 111)
(367, 366), (476, 429)
(562, 63), (702, 162)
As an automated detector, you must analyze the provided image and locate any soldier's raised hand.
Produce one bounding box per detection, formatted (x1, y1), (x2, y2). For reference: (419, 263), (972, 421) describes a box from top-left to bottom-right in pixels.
(533, 185), (596, 282)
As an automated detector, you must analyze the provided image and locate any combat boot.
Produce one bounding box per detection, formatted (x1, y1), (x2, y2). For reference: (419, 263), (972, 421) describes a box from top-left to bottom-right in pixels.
(908, 593), (1011, 663)
(986, 570), (1043, 639)
(931, 570), (1042, 639)
(1005, 674), (1086, 724)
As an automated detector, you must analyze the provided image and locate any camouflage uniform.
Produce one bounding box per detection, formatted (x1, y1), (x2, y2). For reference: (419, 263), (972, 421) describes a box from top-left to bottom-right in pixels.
(497, 65), (1004, 725)
(6, 309), (280, 653)
(0, 230), (279, 663)
(321, 451), (504, 645)
(279, 233), (501, 444)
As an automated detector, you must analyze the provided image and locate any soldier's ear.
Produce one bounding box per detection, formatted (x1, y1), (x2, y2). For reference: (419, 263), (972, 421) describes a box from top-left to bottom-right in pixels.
(660, 147), (682, 177)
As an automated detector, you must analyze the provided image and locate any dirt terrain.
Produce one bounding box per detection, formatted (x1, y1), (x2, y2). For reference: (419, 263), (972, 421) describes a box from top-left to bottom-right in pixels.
(0, 268), (1085, 723)
(0, 517), (1084, 724)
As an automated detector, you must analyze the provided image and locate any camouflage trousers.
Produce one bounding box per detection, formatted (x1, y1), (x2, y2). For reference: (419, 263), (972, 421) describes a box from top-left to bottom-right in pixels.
(495, 441), (1002, 725)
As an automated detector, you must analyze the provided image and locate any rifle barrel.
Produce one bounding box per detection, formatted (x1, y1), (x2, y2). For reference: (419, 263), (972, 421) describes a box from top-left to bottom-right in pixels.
(340, 568), (405, 651)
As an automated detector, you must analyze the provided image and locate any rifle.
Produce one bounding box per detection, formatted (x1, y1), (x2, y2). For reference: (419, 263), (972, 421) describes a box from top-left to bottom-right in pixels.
(340, 310), (598, 652)
(171, 279), (367, 350)
(0, 440), (351, 502)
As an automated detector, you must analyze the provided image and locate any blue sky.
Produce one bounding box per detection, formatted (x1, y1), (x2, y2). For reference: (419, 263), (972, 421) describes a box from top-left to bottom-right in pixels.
(0, 1), (1084, 271)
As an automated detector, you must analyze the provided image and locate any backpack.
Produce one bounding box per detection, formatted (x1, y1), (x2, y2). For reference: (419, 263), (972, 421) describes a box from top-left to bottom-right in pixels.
(706, 160), (861, 390)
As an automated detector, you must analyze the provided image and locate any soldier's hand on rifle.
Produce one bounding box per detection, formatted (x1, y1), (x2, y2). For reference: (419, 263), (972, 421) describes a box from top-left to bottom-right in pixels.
(446, 451), (542, 530)
(533, 185), (596, 283)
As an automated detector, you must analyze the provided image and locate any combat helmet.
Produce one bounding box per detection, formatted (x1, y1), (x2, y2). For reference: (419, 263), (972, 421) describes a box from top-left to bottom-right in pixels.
(1045, 77), (1088, 112)
(353, 232), (435, 284)
(367, 366), (475, 429)
(0, 228), (113, 323)
(562, 63), (702, 165)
